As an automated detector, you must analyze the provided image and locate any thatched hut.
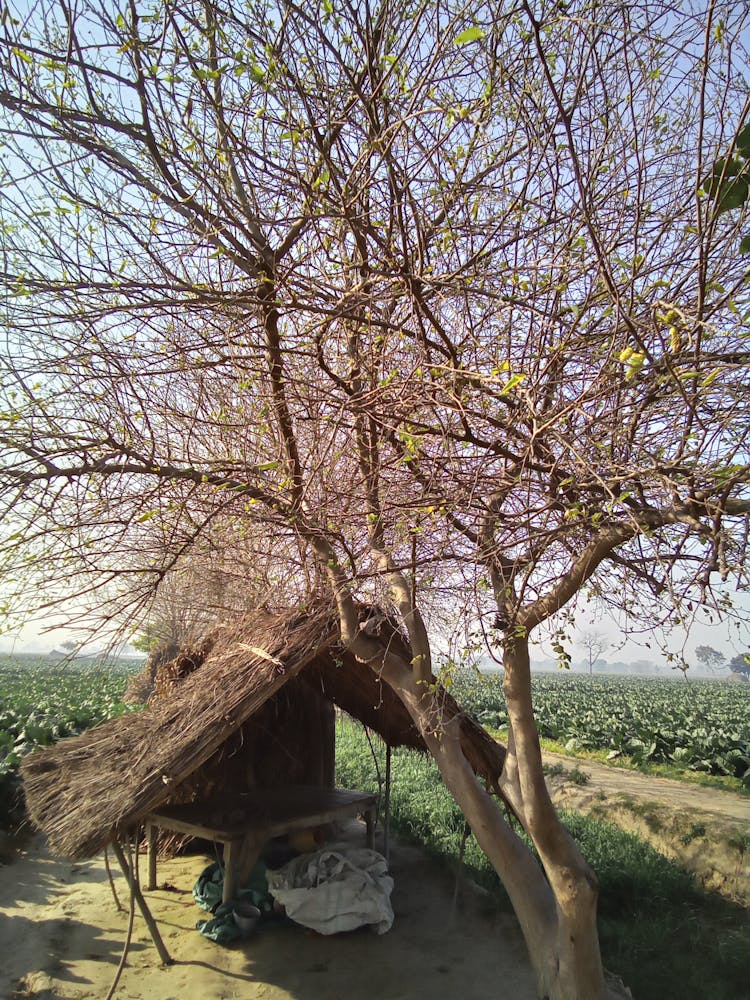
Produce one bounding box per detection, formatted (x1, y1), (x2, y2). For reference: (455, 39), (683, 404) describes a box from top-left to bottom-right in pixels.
(22, 601), (505, 861)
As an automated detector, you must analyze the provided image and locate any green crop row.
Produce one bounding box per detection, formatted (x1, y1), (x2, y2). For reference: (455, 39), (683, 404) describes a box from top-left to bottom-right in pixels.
(451, 672), (750, 784)
(0, 654), (140, 823)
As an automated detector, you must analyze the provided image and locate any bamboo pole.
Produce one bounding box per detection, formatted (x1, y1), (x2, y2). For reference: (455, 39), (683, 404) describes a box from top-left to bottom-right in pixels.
(110, 838), (173, 966)
(384, 743), (391, 865)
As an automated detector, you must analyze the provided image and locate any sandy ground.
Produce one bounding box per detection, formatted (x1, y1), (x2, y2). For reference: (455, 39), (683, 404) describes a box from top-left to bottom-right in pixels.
(0, 825), (537, 1000)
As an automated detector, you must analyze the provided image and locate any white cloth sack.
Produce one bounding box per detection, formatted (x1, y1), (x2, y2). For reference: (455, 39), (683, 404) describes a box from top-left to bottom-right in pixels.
(267, 846), (394, 935)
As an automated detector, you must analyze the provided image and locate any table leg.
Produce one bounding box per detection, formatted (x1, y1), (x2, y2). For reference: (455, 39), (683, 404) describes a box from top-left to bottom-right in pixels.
(223, 835), (264, 905)
(238, 835), (264, 888)
(364, 807), (375, 849)
(146, 822), (157, 891)
(223, 839), (241, 905)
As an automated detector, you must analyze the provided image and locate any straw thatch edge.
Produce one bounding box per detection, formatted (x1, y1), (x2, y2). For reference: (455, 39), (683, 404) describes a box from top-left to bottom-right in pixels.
(23, 605), (338, 858)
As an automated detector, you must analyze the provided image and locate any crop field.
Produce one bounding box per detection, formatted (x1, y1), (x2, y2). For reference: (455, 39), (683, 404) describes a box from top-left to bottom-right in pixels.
(0, 654), (138, 819)
(452, 672), (750, 785)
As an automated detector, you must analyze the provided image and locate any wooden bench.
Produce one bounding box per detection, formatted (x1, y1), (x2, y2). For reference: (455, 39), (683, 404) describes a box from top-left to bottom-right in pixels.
(144, 786), (378, 904)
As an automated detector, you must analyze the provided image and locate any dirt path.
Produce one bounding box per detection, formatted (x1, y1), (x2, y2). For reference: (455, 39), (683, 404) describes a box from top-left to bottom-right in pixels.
(543, 751), (750, 823)
(543, 751), (749, 901)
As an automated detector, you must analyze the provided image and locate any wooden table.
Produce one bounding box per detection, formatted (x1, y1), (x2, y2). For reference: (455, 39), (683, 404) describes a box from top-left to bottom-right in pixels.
(144, 786), (378, 904)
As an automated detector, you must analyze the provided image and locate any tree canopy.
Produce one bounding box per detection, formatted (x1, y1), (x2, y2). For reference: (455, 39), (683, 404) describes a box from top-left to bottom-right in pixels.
(1, 0), (748, 642)
(729, 652), (750, 677)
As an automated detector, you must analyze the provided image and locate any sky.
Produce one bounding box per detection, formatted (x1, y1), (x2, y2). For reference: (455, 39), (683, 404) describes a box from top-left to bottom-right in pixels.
(2, 588), (748, 672)
(0, 2), (748, 674)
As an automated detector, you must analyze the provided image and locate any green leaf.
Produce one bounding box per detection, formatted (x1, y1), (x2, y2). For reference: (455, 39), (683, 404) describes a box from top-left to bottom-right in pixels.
(716, 175), (748, 215)
(704, 157), (743, 197)
(739, 234), (750, 255)
(499, 372), (526, 395)
(454, 26), (486, 45)
(135, 510), (158, 523)
(712, 156), (743, 177)
(736, 122), (750, 159)
(625, 351), (645, 381)
(12, 47), (33, 64)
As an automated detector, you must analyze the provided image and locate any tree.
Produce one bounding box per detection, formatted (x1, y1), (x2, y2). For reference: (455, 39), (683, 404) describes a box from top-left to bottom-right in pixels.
(695, 644), (725, 673)
(580, 632), (608, 676)
(729, 653), (750, 679)
(1, 3), (749, 998)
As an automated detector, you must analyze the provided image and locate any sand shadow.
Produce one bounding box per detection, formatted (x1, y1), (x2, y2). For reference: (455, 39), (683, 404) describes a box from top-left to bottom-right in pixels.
(200, 840), (536, 1000)
(0, 911), (148, 992)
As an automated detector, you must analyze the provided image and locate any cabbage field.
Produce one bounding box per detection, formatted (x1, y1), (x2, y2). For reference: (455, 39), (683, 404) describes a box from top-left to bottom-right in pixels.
(454, 672), (750, 785)
(0, 654), (138, 823)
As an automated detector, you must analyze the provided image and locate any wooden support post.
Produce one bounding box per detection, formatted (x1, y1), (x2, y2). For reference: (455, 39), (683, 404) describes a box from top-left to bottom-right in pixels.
(364, 807), (375, 849)
(222, 838), (242, 905)
(222, 834), (265, 904)
(146, 822), (157, 891)
(384, 743), (391, 865)
(111, 838), (173, 966)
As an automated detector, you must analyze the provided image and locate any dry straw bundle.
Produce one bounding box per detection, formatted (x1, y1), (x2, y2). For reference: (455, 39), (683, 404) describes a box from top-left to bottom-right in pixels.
(22, 605), (339, 858)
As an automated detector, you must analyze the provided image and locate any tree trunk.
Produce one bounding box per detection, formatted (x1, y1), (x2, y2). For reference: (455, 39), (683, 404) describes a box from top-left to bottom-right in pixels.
(500, 635), (606, 999)
(320, 541), (611, 998)
(365, 638), (609, 1000)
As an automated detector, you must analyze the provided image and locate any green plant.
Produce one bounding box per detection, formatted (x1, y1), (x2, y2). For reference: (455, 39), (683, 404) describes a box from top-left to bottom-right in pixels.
(452, 672), (750, 785)
(0, 655), (138, 829)
(680, 822), (707, 846)
(568, 767), (591, 786)
(543, 762), (566, 779)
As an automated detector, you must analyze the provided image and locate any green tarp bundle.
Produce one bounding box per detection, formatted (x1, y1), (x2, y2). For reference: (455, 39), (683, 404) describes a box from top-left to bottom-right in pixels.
(193, 861), (274, 945)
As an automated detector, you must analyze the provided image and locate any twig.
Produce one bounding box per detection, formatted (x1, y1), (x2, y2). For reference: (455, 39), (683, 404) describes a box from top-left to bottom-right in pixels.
(105, 834), (137, 1000)
(111, 835), (172, 965)
(103, 845), (125, 912)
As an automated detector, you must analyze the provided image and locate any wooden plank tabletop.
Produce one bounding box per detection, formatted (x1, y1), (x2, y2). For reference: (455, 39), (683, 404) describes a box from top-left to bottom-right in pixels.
(146, 786), (377, 842)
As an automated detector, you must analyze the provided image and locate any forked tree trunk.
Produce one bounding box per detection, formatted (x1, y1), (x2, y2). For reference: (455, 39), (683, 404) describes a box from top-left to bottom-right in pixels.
(319, 541), (612, 999)
(367, 640), (609, 1000)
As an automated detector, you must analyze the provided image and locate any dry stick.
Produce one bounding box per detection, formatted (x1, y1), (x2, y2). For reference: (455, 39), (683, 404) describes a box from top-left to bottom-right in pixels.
(105, 835), (136, 1000)
(450, 820), (471, 921)
(103, 845), (125, 912)
(363, 724), (384, 826)
(383, 742), (392, 866)
(110, 836), (173, 965)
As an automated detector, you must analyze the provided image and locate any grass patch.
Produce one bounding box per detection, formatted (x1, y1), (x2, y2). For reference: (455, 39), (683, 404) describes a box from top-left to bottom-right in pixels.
(543, 761), (566, 779)
(568, 766), (590, 786)
(615, 796), (666, 834)
(727, 832), (750, 856)
(542, 760), (590, 785)
(337, 721), (750, 1000)
(679, 822), (707, 846)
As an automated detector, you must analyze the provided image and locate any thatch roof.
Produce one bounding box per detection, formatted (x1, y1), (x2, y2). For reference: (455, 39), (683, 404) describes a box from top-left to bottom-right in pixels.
(22, 603), (505, 860)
